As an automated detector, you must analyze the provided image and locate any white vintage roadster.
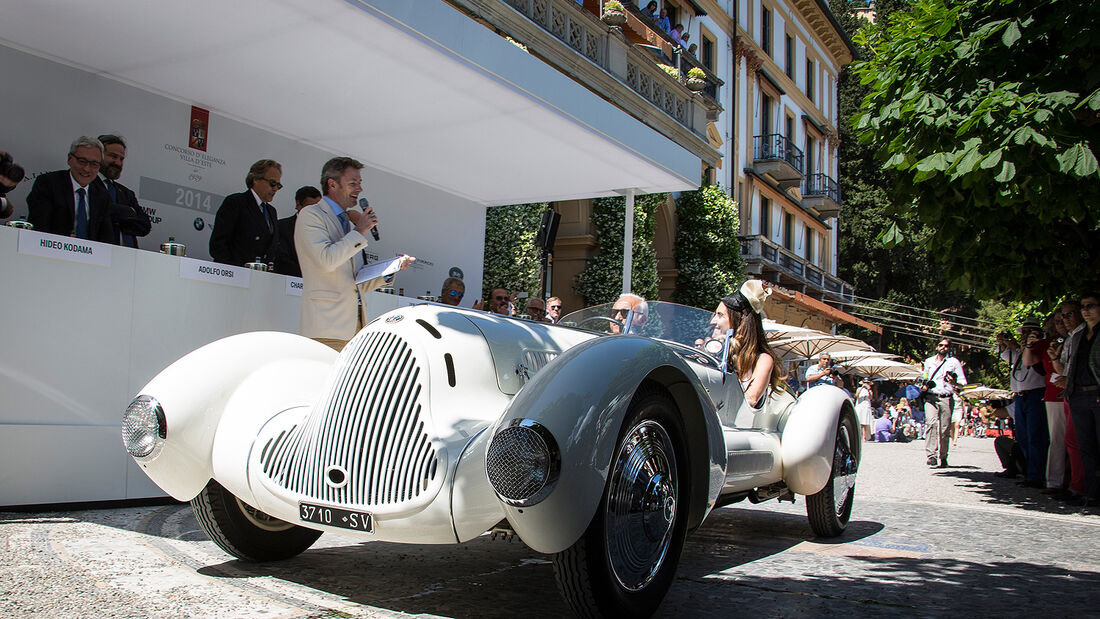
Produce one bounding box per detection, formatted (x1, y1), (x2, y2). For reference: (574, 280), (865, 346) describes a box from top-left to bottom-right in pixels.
(123, 300), (859, 618)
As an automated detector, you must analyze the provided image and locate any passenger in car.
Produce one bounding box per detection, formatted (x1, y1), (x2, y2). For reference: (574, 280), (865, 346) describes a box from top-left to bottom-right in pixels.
(710, 280), (786, 408)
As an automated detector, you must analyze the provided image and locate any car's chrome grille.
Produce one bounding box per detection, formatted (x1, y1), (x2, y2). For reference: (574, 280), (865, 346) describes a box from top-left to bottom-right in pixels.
(259, 331), (440, 508)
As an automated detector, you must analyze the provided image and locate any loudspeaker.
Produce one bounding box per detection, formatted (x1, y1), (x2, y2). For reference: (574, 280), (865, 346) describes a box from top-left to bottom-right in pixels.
(534, 209), (561, 252)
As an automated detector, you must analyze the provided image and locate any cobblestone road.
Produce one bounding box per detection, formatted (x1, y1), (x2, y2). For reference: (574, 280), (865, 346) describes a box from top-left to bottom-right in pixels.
(2, 436), (1097, 618)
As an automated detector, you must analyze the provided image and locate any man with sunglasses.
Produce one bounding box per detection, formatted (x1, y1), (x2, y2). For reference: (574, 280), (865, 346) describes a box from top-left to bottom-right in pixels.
(209, 158), (283, 266)
(438, 277), (465, 307)
(546, 297), (563, 323)
(26, 136), (116, 243)
(609, 293), (648, 334)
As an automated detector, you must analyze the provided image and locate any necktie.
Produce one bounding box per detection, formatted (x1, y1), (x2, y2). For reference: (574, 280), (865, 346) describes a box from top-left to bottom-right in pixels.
(105, 179), (118, 202)
(338, 212), (350, 234)
(261, 202), (273, 233)
(75, 187), (89, 239)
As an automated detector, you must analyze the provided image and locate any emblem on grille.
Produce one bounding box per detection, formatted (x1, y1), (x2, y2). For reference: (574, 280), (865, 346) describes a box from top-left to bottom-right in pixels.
(385, 315), (403, 323)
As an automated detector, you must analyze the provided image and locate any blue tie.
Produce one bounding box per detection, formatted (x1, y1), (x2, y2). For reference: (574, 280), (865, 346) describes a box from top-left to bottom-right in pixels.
(75, 187), (89, 239)
(338, 212), (350, 234)
(106, 180), (136, 247)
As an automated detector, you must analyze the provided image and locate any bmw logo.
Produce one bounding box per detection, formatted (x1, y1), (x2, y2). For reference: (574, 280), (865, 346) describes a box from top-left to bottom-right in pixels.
(449, 266), (464, 279)
(385, 315), (403, 323)
(193, 217), (205, 231)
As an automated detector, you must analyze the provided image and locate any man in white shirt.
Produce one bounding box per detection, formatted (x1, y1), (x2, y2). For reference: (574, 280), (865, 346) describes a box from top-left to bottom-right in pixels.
(922, 338), (966, 467)
(997, 318), (1050, 488)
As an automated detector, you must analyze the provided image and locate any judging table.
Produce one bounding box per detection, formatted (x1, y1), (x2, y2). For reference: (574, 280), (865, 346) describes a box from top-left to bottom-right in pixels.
(0, 226), (420, 506)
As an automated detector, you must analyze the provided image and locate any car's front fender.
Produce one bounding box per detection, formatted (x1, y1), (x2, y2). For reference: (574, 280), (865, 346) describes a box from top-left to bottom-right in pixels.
(128, 332), (336, 501)
(488, 336), (724, 554)
(779, 385), (856, 495)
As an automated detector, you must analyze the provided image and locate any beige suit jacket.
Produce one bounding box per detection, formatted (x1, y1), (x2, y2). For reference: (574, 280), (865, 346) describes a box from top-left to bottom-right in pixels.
(295, 200), (386, 341)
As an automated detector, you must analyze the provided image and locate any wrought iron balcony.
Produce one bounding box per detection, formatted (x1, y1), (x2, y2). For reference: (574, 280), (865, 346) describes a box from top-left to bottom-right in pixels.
(802, 173), (841, 219)
(739, 234), (853, 304)
(752, 134), (804, 187)
(444, 0), (723, 165)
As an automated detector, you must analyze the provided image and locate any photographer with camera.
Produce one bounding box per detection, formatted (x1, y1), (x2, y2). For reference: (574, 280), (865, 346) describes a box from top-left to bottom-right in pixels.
(804, 353), (839, 389)
(922, 338), (966, 467)
(997, 318), (1050, 489)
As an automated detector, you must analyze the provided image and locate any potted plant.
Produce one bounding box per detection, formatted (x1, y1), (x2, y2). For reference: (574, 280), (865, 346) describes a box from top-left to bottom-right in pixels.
(601, 0), (627, 26)
(686, 67), (707, 91)
(659, 64), (680, 79)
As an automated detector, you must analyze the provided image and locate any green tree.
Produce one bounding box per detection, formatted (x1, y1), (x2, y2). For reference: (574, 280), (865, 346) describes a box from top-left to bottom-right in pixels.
(672, 185), (745, 309)
(481, 203), (546, 300)
(850, 0), (1100, 301)
(574, 194), (664, 304)
(832, 0), (979, 360)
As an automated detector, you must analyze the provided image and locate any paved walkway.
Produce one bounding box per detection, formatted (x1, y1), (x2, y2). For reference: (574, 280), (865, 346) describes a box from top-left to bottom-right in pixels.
(2, 436), (1097, 618)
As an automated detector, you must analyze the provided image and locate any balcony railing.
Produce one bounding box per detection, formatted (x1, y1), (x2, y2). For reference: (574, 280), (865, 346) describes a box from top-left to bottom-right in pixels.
(753, 134), (804, 174)
(804, 173), (841, 203)
(739, 234), (853, 303)
(489, 0), (722, 142)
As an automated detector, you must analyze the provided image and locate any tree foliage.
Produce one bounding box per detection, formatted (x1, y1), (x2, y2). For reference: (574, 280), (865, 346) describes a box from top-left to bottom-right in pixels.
(831, 0), (978, 361)
(574, 194), (663, 305)
(672, 185), (745, 310)
(851, 0), (1100, 301)
(481, 203), (546, 300)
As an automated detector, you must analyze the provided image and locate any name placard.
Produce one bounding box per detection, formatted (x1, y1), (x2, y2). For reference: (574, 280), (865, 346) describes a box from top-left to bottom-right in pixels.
(179, 257), (251, 289)
(285, 277), (303, 297)
(17, 230), (113, 267)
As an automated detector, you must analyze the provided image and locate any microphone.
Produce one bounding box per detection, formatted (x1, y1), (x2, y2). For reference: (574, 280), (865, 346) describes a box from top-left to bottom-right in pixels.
(359, 198), (380, 241)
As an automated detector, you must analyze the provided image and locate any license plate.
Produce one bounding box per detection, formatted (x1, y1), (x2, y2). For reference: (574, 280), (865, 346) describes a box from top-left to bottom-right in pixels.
(298, 502), (374, 533)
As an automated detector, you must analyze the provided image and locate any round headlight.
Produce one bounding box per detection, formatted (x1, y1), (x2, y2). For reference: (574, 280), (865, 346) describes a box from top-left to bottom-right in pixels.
(486, 419), (560, 507)
(122, 395), (166, 460)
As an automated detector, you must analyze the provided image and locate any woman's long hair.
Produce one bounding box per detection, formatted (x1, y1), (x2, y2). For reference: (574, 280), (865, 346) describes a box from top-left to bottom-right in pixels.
(722, 293), (785, 392)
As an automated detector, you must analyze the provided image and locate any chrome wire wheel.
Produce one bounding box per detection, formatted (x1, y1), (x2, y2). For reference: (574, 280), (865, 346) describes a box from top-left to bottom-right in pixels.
(604, 419), (679, 592)
(831, 423), (858, 517)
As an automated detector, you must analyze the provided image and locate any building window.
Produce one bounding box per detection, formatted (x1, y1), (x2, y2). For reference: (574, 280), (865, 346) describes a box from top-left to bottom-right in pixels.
(785, 34), (794, 78)
(805, 135), (816, 176)
(805, 58), (815, 103)
(761, 5), (771, 57)
(805, 227), (814, 262)
(761, 93), (772, 134)
(783, 211), (793, 250)
(701, 34), (715, 71)
(785, 115), (794, 143)
(760, 196), (771, 237)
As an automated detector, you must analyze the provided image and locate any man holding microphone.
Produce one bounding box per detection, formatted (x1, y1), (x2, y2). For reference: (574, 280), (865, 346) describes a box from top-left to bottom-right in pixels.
(295, 156), (413, 352)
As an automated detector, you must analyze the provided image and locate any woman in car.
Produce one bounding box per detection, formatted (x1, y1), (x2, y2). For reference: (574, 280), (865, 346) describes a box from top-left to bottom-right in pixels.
(710, 280), (787, 408)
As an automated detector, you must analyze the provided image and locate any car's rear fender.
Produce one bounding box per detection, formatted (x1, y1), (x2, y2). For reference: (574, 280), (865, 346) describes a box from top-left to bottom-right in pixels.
(484, 336), (725, 554)
(779, 386), (858, 495)
(128, 332), (336, 501)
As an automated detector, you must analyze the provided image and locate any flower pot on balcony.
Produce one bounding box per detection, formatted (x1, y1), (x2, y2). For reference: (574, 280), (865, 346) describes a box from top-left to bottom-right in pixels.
(601, 10), (627, 26)
(685, 77), (706, 91)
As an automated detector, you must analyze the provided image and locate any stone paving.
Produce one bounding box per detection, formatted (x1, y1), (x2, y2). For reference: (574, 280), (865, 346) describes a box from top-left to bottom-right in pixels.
(2, 436), (1097, 618)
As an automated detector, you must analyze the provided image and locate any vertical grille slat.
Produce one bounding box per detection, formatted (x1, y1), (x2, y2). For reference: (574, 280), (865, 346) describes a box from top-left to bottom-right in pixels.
(258, 330), (439, 509)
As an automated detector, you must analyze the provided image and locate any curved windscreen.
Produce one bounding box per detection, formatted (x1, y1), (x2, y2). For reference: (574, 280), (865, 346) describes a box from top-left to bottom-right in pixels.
(559, 301), (724, 361)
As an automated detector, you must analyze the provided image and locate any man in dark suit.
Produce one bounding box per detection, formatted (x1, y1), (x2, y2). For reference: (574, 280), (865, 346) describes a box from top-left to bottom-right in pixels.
(274, 185), (322, 277)
(98, 134), (152, 248)
(209, 158), (283, 266)
(26, 136), (116, 243)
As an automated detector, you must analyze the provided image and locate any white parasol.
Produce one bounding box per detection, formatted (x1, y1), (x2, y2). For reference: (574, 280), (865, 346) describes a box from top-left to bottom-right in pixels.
(769, 333), (874, 361)
(840, 358), (922, 380)
(762, 320), (825, 341)
(960, 385), (1014, 401)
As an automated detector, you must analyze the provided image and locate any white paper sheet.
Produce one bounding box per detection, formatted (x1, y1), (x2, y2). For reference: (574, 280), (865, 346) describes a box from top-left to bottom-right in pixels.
(355, 256), (403, 285)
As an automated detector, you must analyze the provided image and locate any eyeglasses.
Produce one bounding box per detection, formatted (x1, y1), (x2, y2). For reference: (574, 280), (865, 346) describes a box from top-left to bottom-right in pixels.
(612, 308), (631, 316)
(260, 178), (284, 190)
(548, 305), (561, 310)
(493, 295), (509, 302)
(1083, 303), (1099, 311)
(1060, 310), (1078, 318)
(446, 290), (464, 299)
(69, 154), (101, 169)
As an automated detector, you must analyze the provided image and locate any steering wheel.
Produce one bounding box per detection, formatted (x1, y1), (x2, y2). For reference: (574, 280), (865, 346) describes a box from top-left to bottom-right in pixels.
(576, 315), (625, 332)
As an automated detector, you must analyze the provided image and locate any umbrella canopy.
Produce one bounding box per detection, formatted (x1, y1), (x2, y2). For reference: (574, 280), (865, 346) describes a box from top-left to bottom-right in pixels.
(762, 320), (825, 341)
(769, 333), (873, 361)
(961, 386), (1014, 401)
(840, 358), (923, 380)
(830, 350), (900, 364)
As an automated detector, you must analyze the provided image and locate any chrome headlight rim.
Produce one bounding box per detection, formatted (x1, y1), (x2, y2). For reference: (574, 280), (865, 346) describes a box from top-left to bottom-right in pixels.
(486, 419), (561, 507)
(122, 395), (166, 461)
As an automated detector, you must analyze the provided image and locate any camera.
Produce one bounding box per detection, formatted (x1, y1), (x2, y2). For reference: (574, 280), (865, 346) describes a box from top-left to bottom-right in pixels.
(998, 331), (1012, 339)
